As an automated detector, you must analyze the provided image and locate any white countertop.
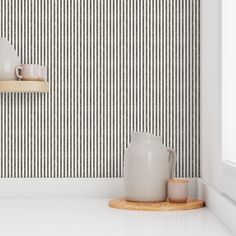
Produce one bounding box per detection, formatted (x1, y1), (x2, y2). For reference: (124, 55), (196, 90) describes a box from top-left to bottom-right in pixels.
(0, 199), (232, 236)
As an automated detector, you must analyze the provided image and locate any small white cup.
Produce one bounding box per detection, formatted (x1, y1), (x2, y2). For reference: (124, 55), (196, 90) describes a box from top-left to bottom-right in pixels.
(167, 179), (188, 203)
(15, 64), (47, 81)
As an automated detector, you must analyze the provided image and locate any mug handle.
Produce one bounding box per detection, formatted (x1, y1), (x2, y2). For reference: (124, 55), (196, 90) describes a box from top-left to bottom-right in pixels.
(167, 148), (176, 179)
(15, 65), (23, 80)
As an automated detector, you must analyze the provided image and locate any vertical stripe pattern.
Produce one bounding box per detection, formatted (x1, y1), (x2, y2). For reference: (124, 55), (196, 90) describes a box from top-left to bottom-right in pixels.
(0, 0), (200, 178)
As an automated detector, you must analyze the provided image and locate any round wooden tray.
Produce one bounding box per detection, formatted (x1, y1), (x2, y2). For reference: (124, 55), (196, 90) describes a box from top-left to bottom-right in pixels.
(109, 198), (205, 211)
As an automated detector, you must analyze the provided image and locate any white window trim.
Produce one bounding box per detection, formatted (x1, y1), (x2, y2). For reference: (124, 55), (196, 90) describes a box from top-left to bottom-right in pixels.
(201, 0), (236, 202)
(219, 0), (236, 201)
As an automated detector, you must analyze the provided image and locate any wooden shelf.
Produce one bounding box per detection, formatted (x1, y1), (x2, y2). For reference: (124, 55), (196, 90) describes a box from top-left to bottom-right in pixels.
(0, 81), (49, 93)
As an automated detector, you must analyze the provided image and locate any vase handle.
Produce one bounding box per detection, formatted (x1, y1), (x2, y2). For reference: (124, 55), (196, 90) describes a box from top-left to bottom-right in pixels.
(167, 148), (176, 179)
(15, 65), (23, 80)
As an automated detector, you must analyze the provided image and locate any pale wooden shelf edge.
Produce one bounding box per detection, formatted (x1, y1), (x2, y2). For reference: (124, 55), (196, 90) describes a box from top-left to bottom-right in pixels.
(0, 81), (49, 93)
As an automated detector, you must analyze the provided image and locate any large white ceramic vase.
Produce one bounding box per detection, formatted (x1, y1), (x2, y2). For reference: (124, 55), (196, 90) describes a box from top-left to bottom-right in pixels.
(124, 132), (176, 202)
(0, 38), (20, 80)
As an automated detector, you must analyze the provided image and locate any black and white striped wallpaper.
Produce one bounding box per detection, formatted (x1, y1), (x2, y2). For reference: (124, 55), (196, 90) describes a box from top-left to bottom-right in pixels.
(0, 0), (200, 178)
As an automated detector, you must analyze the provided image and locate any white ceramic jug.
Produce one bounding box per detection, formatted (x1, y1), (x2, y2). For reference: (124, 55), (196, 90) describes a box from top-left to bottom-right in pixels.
(124, 132), (176, 202)
(0, 38), (20, 80)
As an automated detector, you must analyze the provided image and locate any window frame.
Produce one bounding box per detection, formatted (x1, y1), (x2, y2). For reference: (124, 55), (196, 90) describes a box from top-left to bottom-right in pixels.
(219, 0), (236, 202)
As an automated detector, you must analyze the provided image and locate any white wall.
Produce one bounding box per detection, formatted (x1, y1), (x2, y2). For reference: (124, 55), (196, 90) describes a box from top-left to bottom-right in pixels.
(200, 0), (220, 188)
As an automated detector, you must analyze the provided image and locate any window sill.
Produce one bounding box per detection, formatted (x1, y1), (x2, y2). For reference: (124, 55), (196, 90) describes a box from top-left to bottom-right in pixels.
(0, 178), (234, 235)
(0, 198), (232, 236)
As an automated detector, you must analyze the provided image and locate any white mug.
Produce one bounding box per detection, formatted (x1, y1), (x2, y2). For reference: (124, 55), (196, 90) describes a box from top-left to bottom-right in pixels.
(15, 64), (47, 81)
(39, 66), (47, 81)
